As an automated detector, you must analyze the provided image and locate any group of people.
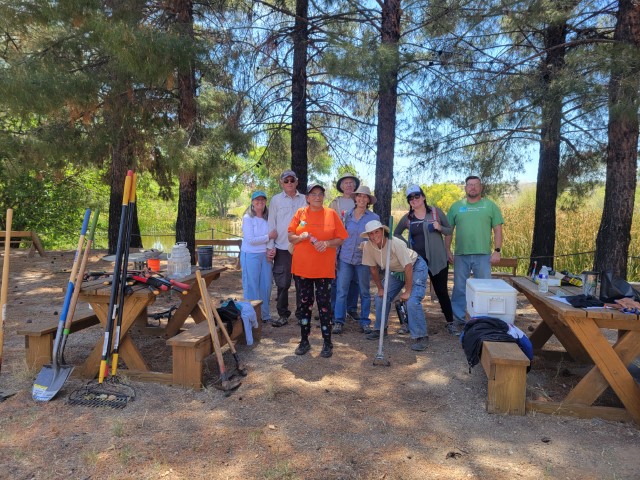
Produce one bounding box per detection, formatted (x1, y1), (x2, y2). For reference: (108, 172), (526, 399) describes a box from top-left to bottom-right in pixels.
(239, 170), (504, 358)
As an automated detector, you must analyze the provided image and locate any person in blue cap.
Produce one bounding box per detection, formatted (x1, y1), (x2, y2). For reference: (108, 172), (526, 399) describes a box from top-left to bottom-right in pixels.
(241, 190), (278, 323)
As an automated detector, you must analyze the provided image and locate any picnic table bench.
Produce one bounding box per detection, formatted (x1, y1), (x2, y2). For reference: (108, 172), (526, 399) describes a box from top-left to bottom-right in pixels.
(0, 230), (46, 257)
(167, 299), (262, 389)
(481, 341), (530, 415)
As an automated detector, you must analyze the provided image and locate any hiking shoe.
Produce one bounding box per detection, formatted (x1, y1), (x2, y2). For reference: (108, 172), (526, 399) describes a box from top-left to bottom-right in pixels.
(346, 311), (359, 322)
(263, 318), (272, 324)
(272, 316), (289, 327)
(445, 322), (461, 336)
(396, 325), (410, 335)
(360, 324), (372, 335)
(410, 337), (429, 351)
(332, 323), (344, 334)
(295, 341), (311, 356)
(320, 342), (333, 358)
(365, 329), (388, 340)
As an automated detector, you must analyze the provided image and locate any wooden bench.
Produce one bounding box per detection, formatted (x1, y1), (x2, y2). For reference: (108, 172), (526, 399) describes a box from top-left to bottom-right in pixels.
(166, 299), (262, 389)
(480, 341), (530, 415)
(492, 257), (518, 277)
(17, 313), (100, 369)
(0, 230), (46, 257)
(195, 239), (242, 268)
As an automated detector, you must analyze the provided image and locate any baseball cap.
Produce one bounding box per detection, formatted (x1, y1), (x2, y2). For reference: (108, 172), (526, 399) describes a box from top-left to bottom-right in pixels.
(306, 183), (326, 194)
(251, 190), (267, 201)
(405, 184), (423, 197)
(280, 170), (298, 181)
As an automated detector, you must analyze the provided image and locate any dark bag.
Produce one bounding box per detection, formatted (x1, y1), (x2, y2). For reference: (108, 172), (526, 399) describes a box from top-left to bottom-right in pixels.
(216, 298), (241, 333)
(599, 270), (640, 303)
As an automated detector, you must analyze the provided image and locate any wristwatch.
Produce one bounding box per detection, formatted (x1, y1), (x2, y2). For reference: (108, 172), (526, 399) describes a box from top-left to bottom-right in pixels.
(494, 248), (501, 253)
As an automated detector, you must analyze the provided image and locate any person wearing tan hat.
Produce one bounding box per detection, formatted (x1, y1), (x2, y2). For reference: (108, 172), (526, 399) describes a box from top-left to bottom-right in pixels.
(333, 186), (379, 334)
(267, 170), (307, 327)
(328, 173), (361, 321)
(361, 220), (429, 351)
(287, 183), (349, 358)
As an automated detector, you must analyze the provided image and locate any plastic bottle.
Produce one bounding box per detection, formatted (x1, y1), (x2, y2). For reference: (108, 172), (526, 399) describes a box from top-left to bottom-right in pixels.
(538, 265), (549, 293)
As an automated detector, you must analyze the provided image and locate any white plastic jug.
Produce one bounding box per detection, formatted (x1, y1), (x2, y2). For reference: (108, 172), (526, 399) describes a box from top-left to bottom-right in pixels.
(167, 242), (191, 279)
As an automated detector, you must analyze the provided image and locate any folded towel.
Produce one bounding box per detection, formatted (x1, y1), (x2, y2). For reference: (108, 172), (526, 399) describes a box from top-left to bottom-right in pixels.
(237, 301), (258, 345)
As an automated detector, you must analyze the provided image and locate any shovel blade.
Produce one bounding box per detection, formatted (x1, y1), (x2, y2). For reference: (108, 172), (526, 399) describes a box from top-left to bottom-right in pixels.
(32, 364), (74, 402)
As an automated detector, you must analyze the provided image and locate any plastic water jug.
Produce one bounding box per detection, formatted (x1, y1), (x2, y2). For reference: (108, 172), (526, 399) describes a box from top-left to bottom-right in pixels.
(167, 242), (191, 279)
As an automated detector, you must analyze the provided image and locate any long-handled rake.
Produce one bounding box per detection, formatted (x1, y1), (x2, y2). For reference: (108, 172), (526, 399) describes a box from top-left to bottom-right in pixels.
(373, 217), (394, 367)
(196, 270), (242, 391)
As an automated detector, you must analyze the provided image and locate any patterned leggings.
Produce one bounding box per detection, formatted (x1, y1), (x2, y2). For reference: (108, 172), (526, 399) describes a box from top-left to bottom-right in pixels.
(295, 277), (332, 345)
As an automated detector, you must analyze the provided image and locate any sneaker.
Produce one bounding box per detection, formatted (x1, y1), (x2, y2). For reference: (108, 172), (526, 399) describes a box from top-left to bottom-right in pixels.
(365, 329), (388, 340)
(410, 336), (429, 351)
(396, 325), (410, 335)
(272, 316), (289, 327)
(332, 323), (344, 334)
(346, 311), (359, 322)
(320, 342), (333, 358)
(295, 341), (311, 356)
(445, 322), (461, 336)
(360, 324), (372, 335)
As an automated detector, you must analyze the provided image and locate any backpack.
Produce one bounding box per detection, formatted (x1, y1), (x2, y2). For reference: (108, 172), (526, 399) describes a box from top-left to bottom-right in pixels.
(216, 298), (241, 333)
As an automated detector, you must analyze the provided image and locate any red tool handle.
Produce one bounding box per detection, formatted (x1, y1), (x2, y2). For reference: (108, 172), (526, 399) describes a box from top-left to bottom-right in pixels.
(132, 275), (168, 291)
(170, 279), (191, 290)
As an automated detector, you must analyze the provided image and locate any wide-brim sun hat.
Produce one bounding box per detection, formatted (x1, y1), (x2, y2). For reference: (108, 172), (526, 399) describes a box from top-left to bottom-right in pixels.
(336, 174), (360, 193)
(360, 219), (390, 238)
(351, 185), (377, 205)
(406, 184), (423, 198)
(251, 190), (267, 201)
(306, 183), (326, 194)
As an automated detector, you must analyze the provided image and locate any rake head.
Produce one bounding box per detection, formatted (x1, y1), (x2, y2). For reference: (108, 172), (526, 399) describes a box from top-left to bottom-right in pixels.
(68, 377), (135, 409)
(372, 354), (391, 367)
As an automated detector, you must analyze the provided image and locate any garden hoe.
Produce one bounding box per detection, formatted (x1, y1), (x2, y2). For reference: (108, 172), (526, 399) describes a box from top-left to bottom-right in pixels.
(373, 217), (394, 367)
(196, 270), (242, 392)
(32, 209), (91, 402)
(33, 211), (100, 402)
(1, 208), (16, 402)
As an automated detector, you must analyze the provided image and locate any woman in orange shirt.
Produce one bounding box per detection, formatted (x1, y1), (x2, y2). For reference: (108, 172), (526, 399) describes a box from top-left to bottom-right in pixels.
(288, 183), (349, 358)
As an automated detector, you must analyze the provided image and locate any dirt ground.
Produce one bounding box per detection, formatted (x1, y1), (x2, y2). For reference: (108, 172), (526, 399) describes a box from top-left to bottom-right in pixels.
(0, 249), (638, 480)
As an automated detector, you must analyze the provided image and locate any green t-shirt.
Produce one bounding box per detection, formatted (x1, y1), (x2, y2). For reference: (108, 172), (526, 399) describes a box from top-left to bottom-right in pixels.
(447, 198), (504, 255)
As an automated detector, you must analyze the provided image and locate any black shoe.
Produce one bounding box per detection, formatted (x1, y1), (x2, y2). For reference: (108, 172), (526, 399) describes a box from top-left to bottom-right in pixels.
(272, 316), (289, 327)
(365, 329), (388, 340)
(346, 311), (359, 322)
(295, 341), (311, 356)
(360, 324), (372, 335)
(411, 336), (429, 351)
(332, 323), (344, 334)
(396, 325), (410, 335)
(320, 342), (333, 358)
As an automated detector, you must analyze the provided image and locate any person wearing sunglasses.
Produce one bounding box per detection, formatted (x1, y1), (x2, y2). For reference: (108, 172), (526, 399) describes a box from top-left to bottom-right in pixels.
(288, 183), (349, 358)
(445, 176), (504, 329)
(267, 170), (307, 327)
(394, 185), (455, 335)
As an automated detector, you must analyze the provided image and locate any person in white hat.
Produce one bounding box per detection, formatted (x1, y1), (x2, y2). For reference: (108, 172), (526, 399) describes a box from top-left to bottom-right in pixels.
(395, 185), (456, 335)
(360, 220), (430, 351)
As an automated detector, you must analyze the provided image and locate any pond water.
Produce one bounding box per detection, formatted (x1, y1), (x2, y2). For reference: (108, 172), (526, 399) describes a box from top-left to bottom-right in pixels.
(140, 217), (243, 256)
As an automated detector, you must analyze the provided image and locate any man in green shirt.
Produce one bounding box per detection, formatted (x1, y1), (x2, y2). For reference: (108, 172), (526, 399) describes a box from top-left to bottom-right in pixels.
(445, 176), (504, 331)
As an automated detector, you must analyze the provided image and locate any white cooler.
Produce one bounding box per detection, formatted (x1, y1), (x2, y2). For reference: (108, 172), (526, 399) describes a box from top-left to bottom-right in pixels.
(466, 278), (518, 322)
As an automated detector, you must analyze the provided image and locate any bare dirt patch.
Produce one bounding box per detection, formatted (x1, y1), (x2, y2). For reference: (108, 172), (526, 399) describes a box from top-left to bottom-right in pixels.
(1, 250), (638, 480)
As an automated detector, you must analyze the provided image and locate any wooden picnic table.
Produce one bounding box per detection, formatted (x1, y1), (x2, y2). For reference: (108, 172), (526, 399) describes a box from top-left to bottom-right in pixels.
(510, 276), (640, 425)
(75, 266), (226, 384)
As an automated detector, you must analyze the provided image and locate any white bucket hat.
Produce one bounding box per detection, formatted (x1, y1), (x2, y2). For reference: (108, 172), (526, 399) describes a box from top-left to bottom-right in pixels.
(360, 220), (390, 238)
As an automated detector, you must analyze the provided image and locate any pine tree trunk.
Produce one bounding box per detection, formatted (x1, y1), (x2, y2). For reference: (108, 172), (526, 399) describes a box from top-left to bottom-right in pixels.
(373, 0), (401, 224)
(594, 0), (640, 278)
(291, 0), (309, 192)
(174, 0), (198, 264)
(529, 21), (566, 273)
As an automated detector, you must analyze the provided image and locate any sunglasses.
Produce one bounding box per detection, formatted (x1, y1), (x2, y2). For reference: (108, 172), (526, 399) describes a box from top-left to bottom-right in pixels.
(282, 178), (296, 184)
(407, 194), (422, 201)
(308, 192), (324, 197)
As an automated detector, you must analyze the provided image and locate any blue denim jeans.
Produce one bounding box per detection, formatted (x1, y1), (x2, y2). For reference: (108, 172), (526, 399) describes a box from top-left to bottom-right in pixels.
(331, 277), (359, 316)
(451, 254), (492, 323)
(240, 251), (273, 321)
(374, 256), (428, 338)
(334, 260), (372, 327)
